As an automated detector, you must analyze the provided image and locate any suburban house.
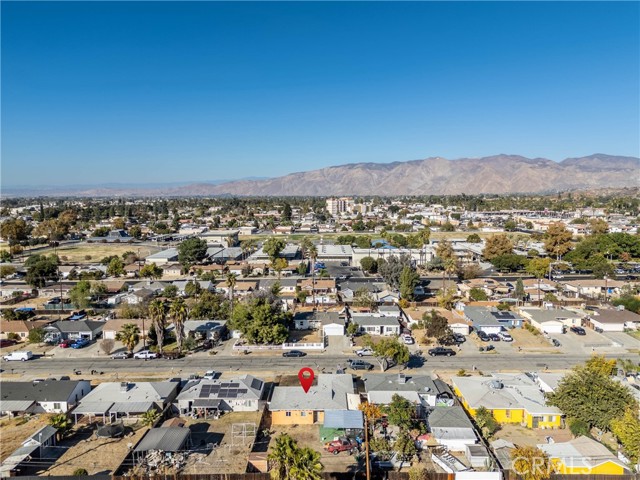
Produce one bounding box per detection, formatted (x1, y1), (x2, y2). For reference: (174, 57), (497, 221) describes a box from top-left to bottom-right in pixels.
(461, 306), (523, 334)
(405, 307), (472, 336)
(518, 308), (583, 334)
(299, 279), (338, 305)
(207, 246), (243, 263)
(172, 280), (215, 296)
(182, 320), (228, 340)
(269, 374), (358, 425)
(0, 320), (53, 341)
(43, 320), (104, 342)
(0, 426), (58, 477)
(587, 307), (640, 332)
(259, 278), (299, 296)
(121, 288), (155, 305)
(362, 373), (454, 414)
(162, 263), (183, 277)
(458, 278), (510, 299)
(0, 380), (91, 416)
(72, 381), (179, 423)
(145, 248), (179, 265)
(102, 318), (150, 341)
(562, 279), (626, 299)
(198, 229), (240, 247)
(350, 313), (401, 336)
(130, 281), (169, 294)
(538, 436), (630, 475)
(175, 375), (265, 416)
(426, 405), (478, 451)
(452, 373), (563, 429)
(216, 280), (258, 297)
(293, 311), (345, 336)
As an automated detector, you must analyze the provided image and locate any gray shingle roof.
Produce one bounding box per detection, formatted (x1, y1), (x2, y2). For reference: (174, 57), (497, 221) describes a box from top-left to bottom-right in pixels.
(1, 381), (86, 403)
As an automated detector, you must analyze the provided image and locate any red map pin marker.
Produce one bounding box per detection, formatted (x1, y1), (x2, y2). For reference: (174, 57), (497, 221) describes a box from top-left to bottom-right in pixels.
(298, 367), (314, 393)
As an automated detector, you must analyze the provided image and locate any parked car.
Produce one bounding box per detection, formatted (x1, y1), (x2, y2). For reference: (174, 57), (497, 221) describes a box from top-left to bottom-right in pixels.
(282, 350), (306, 358)
(324, 438), (358, 455)
(428, 347), (456, 357)
(111, 351), (132, 359)
(355, 347), (374, 357)
(488, 333), (501, 342)
(203, 370), (217, 380)
(348, 359), (374, 371)
(133, 350), (158, 359)
(71, 338), (90, 349)
(570, 326), (586, 335)
(477, 331), (490, 342)
(498, 332), (513, 342)
(552, 339), (561, 347)
(452, 333), (466, 343)
(479, 345), (495, 352)
(401, 335), (414, 345)
(59, 339), (75, 348)
(2, 351), (33, 362)
(0, 339), (16, 348)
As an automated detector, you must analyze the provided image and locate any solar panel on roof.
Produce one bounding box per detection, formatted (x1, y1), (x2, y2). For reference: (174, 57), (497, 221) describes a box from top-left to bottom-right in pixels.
(227, 392), (237, 398)
(238, 389), (247, 394)
(229, 383), (239, 387)
(250, 379), (263, 390)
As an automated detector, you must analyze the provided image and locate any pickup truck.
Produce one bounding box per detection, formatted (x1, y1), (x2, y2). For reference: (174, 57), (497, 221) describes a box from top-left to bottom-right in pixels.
(355, 347), (374, 357)
(324, 438), (358, 455)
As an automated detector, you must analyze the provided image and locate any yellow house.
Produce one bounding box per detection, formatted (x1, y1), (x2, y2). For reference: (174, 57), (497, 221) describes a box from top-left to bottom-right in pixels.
(269, 374), (355, 426)
(452, 374), (563, 429)
(539, 436), (630, 475)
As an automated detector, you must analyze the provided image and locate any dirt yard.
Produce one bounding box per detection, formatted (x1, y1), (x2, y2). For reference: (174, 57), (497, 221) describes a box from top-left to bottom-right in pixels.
(493, 423), (573, 447)
(0, 415), (51, 462)
(181, 410), (264, 474)
(510, 328), (555, 351)
(42, 423), (148, 475)
(36, 244), (162, 264)
(287, 330), (322, 343)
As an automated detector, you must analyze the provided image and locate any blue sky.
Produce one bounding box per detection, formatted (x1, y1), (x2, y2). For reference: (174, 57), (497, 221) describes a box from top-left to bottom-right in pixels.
(2, 1), (639, 186)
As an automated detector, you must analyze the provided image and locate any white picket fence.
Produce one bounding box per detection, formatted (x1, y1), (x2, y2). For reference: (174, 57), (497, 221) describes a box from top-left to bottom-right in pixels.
(282, 342), (325, 350)
(232, 341), (326, 351)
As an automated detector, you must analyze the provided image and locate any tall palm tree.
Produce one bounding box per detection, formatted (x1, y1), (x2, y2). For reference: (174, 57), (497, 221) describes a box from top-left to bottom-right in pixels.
(303, 242), (318, 308)
(226, 272), (237, 320)
(444, 257), (458, 290)
(115, 323), (140, 353)
(169, 297), (188, 353)
(148, 299), (166, 355)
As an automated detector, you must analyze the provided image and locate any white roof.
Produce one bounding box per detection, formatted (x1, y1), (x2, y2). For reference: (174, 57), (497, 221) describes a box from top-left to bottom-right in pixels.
(538, 436), (629, 472)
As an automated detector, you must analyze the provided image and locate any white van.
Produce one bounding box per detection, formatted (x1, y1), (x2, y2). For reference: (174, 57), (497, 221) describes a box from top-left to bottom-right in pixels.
(2, 351), (33, 362)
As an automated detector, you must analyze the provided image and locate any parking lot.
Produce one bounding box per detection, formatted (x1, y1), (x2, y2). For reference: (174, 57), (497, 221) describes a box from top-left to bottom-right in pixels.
(547, 328), (613, 353)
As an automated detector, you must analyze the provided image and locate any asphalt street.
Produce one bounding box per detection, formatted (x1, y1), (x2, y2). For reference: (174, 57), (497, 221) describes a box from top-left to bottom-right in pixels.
(4, 352), (638, 377)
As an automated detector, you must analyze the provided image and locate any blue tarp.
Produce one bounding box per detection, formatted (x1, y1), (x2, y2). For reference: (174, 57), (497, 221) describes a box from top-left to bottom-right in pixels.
(14, 307), (35, 312)
(323, 410), (364, 429)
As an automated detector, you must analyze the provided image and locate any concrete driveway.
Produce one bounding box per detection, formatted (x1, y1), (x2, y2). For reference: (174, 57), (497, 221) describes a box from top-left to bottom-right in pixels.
(601, 331), (640, 350)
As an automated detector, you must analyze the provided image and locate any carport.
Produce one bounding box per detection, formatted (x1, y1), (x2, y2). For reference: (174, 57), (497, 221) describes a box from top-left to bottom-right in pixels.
(72, 401), (113, 424)
(320, 410), (364, 441)
(133, 427), (191, 464)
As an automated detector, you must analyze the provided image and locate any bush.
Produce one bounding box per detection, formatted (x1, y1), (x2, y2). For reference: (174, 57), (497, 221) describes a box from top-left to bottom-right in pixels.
(569, 418), (590, 438)
(84, 255), (92, 261)
(7, 332), (21, 342)
(72, 469), (88, 476)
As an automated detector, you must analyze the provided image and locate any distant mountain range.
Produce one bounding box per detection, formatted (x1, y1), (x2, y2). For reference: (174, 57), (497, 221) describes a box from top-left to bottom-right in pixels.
(3, 154), (638, 197)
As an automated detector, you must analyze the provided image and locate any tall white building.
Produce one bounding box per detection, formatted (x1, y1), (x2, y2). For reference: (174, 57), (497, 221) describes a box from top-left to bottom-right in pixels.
(326, 197), (354, 215)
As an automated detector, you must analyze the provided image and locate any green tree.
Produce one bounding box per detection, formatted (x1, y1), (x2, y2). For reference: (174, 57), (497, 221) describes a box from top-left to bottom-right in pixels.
(140, 263), (163, 279)
(115, 323), (140, 353)
(421, 310), (452, 340)
(514, 277), (525, 302)
(28, 327), (45, 344)
(0, 265), (16, 278)
(141, 409), (160, 427)
(436, 287), (456, 310)
(106, 256), (125, 277)
(184, 280), (202, 298)
(48, 413), (73, 441)
(268, 433), (323, 480)
(263, 237), (286, 263)
(483, 234), (514, 260)
(546, 356), (636, 430)
(475, 406), (500, 438)
(364, 336), (410, 371)
(544, 222), (573, 259)
(129, 225), (142, 239)
(72, 469), (88, 476)
(526, 257), (552, 302)
(469, 287), (488, 301)
(378, 254), (413, 289)
(163, 284), (178, 298)
(360, 256), (378, 274)
(169, 297), (189, 353)
(383, 393), (415, 430)
(353, 287), (376, 310)
(230, 293), (290, 344)
(177, 237), (208, 268)
(394, 430), (418, 458)
(346, 322), (359, 336)
(148, 299), (167, 355)
(466, 233), (482, 243)
(568, 418), (590, 438)
(25, 254), (59, 288)
(510, 445), (553, 480)
(69, 280), (92, 309)
(399, 266), (419, 300)
(271, 257), (288, 280)
(490, 254), (527, 272)
(610, 406), (640, 464)
(1, 218), (29, 246)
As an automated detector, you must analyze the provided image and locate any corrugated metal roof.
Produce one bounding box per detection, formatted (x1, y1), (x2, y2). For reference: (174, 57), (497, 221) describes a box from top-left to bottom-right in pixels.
(192, 399), (221, 408)
(323, 410), (364, 429)
(109, 402), (155, 414)
(134, 427), (190, 453)
(72, 401), (113, 414)
(0, 400), (35, 412)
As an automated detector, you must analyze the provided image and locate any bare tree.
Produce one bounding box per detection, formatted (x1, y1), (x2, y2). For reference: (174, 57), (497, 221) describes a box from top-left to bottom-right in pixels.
(100, 338), (115, 355)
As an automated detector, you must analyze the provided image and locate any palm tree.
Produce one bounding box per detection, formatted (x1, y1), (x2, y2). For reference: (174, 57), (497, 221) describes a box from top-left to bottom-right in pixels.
(48, 413), (72, 441)
(148, 299), (166, 355)
(116, 323), (140, 353)
(268, 433), (298, 480)
(301, 240), (318, 307)
(444, 257), (458, 289)
(141, 408), (160, 427)
(226, 272), (237, 320)
(169, 297), (188, 353)
(290, 447), (323, 480)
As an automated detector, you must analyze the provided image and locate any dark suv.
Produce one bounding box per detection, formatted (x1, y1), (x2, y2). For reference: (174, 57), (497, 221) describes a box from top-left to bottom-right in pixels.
(348, 359), (374, 370)
(428, 347), (456, 357)
(477, 331), (490, 342)
(570, 326), (586, 335)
